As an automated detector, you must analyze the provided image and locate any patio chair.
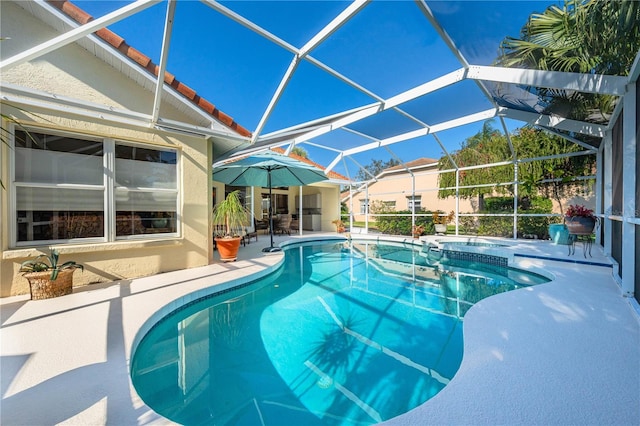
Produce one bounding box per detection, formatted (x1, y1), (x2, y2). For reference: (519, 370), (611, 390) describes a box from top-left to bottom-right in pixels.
(244, 221), (258, 244)
(275, 214), (292, 235)
(255, 218), (270, 234)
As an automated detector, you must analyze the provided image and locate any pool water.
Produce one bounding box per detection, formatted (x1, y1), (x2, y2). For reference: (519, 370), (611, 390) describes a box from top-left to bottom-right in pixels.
(131, 240), (549, 425)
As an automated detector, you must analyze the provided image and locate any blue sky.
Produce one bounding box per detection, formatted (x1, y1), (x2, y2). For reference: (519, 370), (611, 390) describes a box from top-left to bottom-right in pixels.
(75, 0), (557, 177)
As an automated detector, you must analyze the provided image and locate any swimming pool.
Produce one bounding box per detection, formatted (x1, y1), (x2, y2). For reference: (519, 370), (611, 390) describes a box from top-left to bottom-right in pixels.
(131, 240), (549, 425)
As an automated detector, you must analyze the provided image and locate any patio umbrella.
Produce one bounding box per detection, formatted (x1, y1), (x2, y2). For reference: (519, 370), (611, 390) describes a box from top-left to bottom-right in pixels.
(213, 151), (328, 252)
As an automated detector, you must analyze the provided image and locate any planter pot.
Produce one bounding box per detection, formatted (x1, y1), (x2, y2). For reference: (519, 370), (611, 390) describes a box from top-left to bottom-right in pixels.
(549, 223), (571, 245)
(215, 237), (242, 262)
(434, 224), (447, 234)
(23, 268), (75, 300)
(565, 217), (596, 234)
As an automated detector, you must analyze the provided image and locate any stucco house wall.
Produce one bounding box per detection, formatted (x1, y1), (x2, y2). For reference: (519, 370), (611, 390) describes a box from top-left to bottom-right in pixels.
(0, 2), (216, 296)
(344, 161), (595, 223)
(344, 164), (474, 222)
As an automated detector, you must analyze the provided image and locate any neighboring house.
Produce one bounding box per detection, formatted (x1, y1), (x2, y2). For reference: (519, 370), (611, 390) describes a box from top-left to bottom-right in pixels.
(342, 158), (474, 222)
(0, 1), (342, 297)
(342, 156), (595, 223)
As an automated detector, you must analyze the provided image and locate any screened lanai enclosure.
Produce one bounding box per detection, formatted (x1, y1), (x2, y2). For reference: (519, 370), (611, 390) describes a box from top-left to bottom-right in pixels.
(0, 0), (638, 302)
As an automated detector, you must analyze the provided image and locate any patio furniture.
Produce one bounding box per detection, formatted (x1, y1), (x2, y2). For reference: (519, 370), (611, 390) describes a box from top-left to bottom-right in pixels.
(244, 223), (258, 244)
(275, 214), (292, 235)
(568, 232), (594, 257)
(255, 219), (270, 234)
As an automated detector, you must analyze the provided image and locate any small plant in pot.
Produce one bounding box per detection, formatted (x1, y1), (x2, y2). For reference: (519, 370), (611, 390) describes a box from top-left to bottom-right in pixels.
(212, 190), (250, 262)
(432, 210), (454, 235)
(332, 219), (346, 233)
(19, 249), (83, 300)
(564, 204), (598, 234)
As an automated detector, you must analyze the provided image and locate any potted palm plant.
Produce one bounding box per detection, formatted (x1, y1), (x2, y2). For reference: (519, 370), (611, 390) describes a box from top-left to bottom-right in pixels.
(212, 190), (250, 262)
(19, 249), (83, 300)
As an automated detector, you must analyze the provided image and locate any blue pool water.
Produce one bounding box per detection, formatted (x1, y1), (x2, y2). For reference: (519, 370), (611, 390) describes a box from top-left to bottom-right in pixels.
(131, 240), (549, 425)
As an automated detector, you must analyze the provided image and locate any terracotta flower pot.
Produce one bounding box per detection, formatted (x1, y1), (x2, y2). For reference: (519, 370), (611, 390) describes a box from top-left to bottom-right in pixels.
(215, 236), (242, 262)
(24, 268), (75, 300)
(565, 216), (596, 234)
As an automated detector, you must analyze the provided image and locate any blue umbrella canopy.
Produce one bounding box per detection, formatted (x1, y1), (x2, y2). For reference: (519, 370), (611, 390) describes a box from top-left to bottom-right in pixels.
(213, 151), (328, 187)
(213, 151), (329, 252)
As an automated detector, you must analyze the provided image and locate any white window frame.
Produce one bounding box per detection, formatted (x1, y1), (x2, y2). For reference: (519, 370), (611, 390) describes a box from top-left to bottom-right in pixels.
(359, 199), (369, 214)
(9, 125), (180, 247)
(407, 195), (421, 212)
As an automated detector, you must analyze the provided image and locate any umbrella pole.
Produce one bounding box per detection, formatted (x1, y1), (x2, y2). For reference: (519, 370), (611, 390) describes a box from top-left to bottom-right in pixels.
(263, 168), (281, 253)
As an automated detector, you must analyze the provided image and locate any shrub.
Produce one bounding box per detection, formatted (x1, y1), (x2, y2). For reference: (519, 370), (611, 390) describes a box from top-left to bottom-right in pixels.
(477, 196), (554, 238)
(375, 210), (434, 236)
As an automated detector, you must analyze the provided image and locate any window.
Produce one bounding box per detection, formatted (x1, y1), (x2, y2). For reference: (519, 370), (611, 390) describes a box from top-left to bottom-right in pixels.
(115, 144), (177, 236)
(12, 128), (178, 245)
(261, 192), (288, 217)
(407, 196), (421, 212)
(383, 201), (396, 210)
(359, 199), (369, 214)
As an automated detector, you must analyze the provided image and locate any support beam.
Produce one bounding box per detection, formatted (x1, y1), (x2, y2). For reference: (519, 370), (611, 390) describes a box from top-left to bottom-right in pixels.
(467, 65), (627, 96)
(414, 0), (469, 68)
(340, 108), (497, 157)
(252, 56), (299, 143)
(299, 0), (369, 58)
(285, 69), (465, 145)
(621, 82), (636, 298)
(501, 108), (606, 137)
(0, 0), (159, 72)
(151, 0), (177, 124)
(537, 126), (599, 152)
(603, 129), (613, 258)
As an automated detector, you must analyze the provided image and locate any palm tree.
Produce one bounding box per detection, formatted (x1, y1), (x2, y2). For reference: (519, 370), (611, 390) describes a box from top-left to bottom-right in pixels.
(496, 0), (640, 123)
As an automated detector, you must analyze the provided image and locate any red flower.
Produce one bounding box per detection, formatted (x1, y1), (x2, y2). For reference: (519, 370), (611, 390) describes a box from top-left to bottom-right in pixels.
(565, 204), (595, 218)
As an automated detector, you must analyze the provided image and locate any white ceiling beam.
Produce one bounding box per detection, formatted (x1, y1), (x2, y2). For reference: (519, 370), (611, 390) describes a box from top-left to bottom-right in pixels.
(289, 69), (465, 144)
(431, 133), (457, 169)
(0, 0), (160, 72)
(414, 0), (499, 119)
(299, 0), (369, 58)
(385, 68), (466, 109)
(347, 155), (377, 181)
(428, 108), (497, 133)
(324, 153), (344, 174)
(537, 126), (598, 151)
(501, 107), (605, 137)
(292, 103), (383, 143)
(340, 107), (498, 157)
(151, 0), (177, 124)
(201, 0), (297, 54)
(258, 104), (373, 141)
(1, 83), (250, 142)
(252, 56), (299, 142)
(467, 65), (627, 96)
(499, 116), (516, 158)
(300, 141), (343, 154)
(414, 0), (469, 68)
(251, 0), (368, 142)
(205, 0), (436, 144)
(628, 48), (640, 83)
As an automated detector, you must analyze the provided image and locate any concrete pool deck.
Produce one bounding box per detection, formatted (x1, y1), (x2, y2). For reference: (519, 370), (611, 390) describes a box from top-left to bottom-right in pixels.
(1, 233), (638, 425)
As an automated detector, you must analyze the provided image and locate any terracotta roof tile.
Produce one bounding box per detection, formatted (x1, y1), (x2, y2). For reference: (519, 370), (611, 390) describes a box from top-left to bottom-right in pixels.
(384, 157), (438, 172)
(272, 147), (349, 181)
(46, 0), (252, 138)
